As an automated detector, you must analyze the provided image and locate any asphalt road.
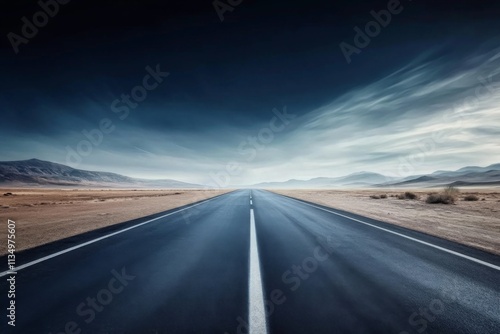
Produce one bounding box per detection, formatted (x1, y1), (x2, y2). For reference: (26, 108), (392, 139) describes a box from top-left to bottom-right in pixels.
(1, 189), (499, 333)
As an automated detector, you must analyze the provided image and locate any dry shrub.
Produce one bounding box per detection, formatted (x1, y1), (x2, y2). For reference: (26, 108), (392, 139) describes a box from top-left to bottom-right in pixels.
(463, 195), (479, 201)
(426, 186), (459, 204)
(404, 192), (418, 200)
(370, 195), (381, 199)
(397, 192), (418, 200)
(380, 194), (387, 199)
(444, 186), (460, 198)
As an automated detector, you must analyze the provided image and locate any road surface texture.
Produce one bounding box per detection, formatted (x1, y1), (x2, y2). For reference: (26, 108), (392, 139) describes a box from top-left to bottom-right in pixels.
(1, 189), (499, 333)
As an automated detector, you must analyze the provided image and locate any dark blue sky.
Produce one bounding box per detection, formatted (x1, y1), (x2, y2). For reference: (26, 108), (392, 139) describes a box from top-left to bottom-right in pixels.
(1, 0), (500, 185)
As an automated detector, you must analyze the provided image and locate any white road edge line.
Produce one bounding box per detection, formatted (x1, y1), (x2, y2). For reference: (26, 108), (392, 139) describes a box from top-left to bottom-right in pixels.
(249, 208), (268, 334)
(282, 195), (500, 271)
(0, 195), (222, 278)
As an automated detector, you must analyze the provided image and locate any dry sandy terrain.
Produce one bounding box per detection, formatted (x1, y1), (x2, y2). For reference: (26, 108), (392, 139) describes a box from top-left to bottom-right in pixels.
(272, 189), (500, 256)
(0, 188), (230, 255)
(1, 187), (498, 257)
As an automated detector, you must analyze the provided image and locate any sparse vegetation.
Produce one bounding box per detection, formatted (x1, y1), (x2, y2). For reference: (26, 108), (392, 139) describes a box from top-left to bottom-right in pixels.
(444, 185), (460, 198)
(463, 195), (479, 201)
(404, 192), (418, 200)
(426, 186), (460, 204)
(426, 194), (453, 204)
(397, 192), (418, 200)
(369, 194), (388, 199)
(3, 192), (13, 196)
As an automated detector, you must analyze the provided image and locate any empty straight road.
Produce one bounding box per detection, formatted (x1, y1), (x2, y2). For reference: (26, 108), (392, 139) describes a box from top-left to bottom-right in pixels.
(1, 189), (499, 333)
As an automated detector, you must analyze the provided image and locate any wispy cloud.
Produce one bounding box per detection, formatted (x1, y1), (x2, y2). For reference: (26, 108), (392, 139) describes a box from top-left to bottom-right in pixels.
(2, 44), (500, 185)
(257, 44), (500, 182)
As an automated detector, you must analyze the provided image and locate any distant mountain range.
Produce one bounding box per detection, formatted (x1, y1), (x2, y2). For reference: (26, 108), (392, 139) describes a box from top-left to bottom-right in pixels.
(249, 163), (500, 189)
(0, 159), (201, 188)
(1, 159), (499, 189)
(250, 172), (399, 189)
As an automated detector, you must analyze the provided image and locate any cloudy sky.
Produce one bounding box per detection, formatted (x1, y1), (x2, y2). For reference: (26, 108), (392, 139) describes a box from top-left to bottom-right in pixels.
(1, 0), (499, 185)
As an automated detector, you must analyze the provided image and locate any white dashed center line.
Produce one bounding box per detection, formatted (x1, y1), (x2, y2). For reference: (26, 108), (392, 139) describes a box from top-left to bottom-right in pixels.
(248, 208), (268, 334)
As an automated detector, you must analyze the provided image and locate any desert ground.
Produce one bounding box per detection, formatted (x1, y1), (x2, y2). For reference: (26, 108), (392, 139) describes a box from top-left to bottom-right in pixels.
(272, 189), (500, 255)
(1, 188), (499, 256)
(0, 188), (230, 255)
